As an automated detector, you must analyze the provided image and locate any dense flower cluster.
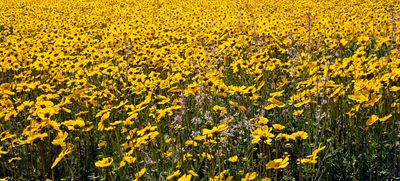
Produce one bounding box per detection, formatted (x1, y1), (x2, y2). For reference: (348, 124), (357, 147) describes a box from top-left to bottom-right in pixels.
(0, 0), (399, 180)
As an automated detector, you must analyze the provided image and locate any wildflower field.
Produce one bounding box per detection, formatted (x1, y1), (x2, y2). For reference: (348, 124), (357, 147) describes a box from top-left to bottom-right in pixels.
(0, 0), (400, 180)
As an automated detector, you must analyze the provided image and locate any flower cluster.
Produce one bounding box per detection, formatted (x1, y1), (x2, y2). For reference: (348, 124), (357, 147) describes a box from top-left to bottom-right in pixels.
(0, 0), (399, 180)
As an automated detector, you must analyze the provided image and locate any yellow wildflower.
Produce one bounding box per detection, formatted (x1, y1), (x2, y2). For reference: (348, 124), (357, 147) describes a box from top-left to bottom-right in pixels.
(95, 157), (113, 168)
(266, 156), (289, 169)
